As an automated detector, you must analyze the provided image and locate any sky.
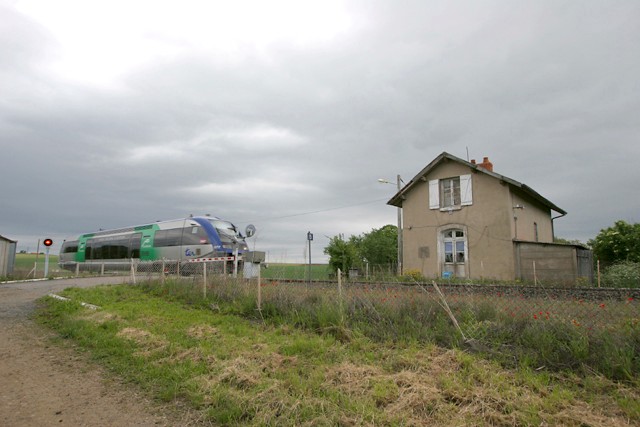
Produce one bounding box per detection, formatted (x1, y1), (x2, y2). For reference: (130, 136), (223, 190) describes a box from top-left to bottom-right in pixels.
(1, 0), (639, 263)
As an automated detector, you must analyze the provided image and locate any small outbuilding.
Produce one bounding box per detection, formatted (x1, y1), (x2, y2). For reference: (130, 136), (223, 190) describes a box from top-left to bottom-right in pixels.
(0, 234), (17, 277)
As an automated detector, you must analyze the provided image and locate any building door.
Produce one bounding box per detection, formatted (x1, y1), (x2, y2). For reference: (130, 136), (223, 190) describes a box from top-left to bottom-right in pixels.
(442, 229), (467, 278)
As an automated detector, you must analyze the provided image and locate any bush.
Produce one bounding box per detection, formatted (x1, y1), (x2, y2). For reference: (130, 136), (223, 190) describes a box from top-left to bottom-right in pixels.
(602, 261), (640, 288)
(401, 269), (425, 283)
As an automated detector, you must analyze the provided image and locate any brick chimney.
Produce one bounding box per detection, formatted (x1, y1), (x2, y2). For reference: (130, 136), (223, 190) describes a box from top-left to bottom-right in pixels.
(479, 156), (493, 172)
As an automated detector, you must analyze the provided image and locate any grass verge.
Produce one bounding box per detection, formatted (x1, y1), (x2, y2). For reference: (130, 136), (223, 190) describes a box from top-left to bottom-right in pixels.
(36, 282), (639, 426)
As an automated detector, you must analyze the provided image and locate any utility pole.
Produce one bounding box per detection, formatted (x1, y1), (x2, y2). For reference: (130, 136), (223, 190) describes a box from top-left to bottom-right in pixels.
(307, 231), (313, 284)
(396, 174), (403, 275)
(378, 176), (404, 276)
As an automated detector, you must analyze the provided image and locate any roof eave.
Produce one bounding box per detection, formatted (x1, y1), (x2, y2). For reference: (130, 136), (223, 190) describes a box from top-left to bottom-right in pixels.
(385, 151), (567, 215)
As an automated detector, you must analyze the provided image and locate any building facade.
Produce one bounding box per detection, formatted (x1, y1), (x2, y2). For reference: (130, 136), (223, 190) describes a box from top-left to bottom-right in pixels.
(388, 152), (590, 284)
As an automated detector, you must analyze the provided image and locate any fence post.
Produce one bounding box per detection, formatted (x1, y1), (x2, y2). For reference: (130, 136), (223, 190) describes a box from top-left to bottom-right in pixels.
(257, 263), (262, 312)
(161, 259), (165, 283)
(337, 268), (343, 324)
(533, 261), (537, 286)
(203, 262), (207, 299)
(597, 260), (601, 288)
(75, 263), (79, 277)
(233, 247), (239, 278)
(130, 259), (136, 284)
(101, 263), (105, 276)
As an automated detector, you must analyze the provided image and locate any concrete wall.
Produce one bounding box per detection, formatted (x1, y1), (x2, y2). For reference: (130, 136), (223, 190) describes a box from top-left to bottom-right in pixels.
(514, 241), (592, 285)
(401, 160), (556, 281)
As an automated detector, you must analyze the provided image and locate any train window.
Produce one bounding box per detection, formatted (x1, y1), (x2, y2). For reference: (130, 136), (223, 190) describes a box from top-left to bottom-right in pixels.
(85, 237), (131, 259)
(62, 241), (79, 253)
(153, 228), (183, 247)
(107, 239), (129, 259)
(130, 233), (142, 258)
(210, 220), (241, 244)
(181, 227), (210, 245)
(85, 239), (96, 259)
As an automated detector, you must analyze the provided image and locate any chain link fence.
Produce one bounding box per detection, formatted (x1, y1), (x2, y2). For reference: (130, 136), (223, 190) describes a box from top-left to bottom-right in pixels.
(64, 260), (640, 378)
(257, 277), (638, 334)
(154, 263), (640, 377)
(67, 260), (639, 338)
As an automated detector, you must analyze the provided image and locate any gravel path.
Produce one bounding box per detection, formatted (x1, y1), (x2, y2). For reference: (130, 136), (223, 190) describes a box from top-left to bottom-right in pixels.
(0, 277), (179, 426)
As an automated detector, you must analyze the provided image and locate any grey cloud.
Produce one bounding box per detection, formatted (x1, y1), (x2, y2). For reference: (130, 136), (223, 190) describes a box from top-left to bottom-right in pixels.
(1, 1), (639, 257)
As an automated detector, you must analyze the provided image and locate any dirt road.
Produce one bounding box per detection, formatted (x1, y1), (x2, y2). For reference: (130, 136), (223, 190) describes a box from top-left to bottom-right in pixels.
(0, 277), (179, 426)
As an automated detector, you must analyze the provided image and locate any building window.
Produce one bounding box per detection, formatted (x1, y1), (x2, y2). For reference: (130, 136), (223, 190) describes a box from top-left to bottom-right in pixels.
(443, 229), (465, 263)
(429, 175), (472, 209)
(534, 222), (539, 242)
(441, 177), (461, 208)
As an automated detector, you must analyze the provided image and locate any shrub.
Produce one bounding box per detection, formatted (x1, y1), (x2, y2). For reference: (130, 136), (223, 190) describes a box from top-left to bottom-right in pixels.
(401, 269), (425, 283)
(601, 261), (640, 288)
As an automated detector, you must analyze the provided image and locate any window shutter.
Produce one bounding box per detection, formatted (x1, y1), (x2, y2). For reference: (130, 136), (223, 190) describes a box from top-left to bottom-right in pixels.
(460, 174), (473, 206)
(429, 179), (440, 209)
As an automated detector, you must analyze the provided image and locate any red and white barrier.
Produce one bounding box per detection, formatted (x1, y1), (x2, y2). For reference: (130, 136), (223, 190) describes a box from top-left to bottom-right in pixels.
(186, 257), (235, 263)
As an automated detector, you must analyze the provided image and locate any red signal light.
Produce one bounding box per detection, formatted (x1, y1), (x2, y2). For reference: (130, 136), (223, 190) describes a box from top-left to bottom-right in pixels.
(43, 238), (53, 247)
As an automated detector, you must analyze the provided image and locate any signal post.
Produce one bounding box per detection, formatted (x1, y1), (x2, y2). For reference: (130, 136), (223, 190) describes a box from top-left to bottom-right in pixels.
(43, 238), (53, 278)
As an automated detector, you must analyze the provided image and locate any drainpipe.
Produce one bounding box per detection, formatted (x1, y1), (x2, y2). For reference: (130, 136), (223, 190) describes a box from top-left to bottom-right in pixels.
(551, 212), (567, 241)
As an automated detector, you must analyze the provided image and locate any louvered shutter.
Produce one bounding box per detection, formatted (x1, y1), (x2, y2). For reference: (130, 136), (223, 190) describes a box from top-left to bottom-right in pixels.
(460, 174), (473, 206)
(429, 179), (440, 209)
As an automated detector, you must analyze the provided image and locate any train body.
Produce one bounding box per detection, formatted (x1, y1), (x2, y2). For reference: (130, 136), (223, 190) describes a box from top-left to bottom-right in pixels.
(59, 216), (249, 271)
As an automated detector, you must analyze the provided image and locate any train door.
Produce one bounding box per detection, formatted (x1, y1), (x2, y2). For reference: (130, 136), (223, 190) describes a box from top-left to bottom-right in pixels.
(129, 233), (142, 259)
(140, 233), (153, 260)
(76, 237), (89, 262)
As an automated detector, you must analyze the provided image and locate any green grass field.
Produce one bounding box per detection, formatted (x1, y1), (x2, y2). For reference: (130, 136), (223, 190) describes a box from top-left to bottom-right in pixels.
(37, 282), (640, 426)
(9, 253), (61, 279)
(261, 263), (331, 280)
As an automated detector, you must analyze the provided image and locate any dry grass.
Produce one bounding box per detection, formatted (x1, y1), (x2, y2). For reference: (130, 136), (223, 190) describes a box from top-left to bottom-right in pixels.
(116, 327), (168, 357)
(185, 324), (219, 340)
(80, 310), (121, 324)
(326, 347), (636, 426)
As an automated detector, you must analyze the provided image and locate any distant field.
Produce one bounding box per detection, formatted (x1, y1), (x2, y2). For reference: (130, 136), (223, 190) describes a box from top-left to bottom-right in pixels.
(10, 253), (61, 278)
(261, 263), (331, 281)
(14, 253), (58, 268)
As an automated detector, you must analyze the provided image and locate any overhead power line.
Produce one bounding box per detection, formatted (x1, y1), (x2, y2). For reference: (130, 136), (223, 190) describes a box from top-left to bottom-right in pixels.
(238, 197), (389, 223)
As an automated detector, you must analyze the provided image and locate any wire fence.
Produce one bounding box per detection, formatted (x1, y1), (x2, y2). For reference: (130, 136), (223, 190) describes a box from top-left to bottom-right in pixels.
(60, 261), (639, 329)
(60, 259), (639, 378)
(228, 272), (637, 377)
(61, 258), (243, 279)
(259, 277), (638, 334)
(63, 260), (636, 338)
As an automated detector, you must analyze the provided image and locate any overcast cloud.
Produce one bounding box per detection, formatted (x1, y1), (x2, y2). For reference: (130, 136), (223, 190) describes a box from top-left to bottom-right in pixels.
(1, 0), (639, 262)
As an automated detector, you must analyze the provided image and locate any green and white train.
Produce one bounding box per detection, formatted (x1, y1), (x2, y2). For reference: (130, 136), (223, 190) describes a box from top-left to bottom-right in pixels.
(59, 216), (249, 272)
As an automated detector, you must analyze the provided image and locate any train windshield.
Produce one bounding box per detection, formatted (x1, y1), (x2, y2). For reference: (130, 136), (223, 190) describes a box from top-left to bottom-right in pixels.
(209, 219), (243, 243)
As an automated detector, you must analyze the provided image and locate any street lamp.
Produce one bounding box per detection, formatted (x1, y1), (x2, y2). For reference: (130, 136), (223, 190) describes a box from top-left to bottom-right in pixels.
(378, 175), (403, 275)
